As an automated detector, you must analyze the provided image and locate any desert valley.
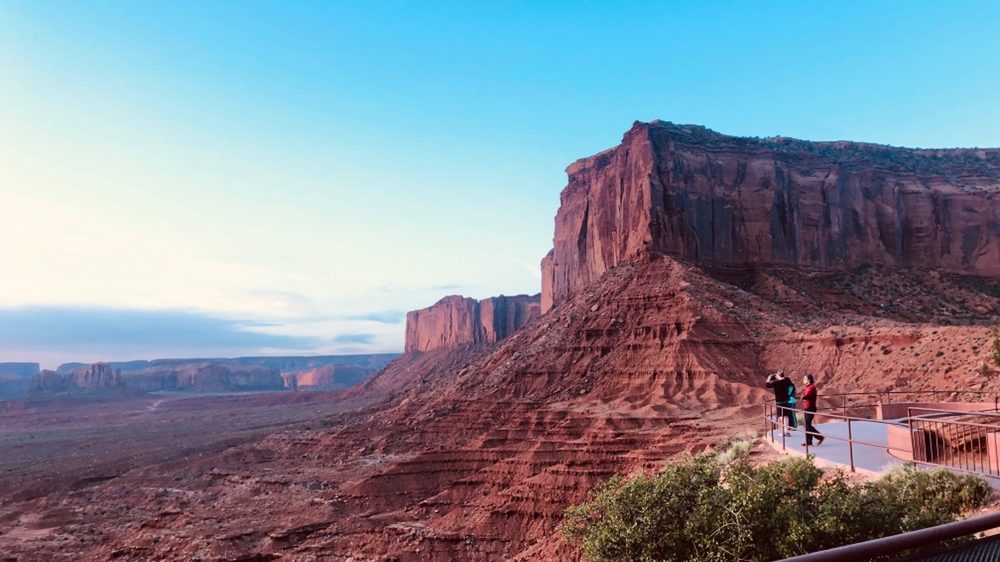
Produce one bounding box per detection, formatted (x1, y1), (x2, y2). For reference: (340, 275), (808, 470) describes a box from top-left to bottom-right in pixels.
(1, 121), (999, 561)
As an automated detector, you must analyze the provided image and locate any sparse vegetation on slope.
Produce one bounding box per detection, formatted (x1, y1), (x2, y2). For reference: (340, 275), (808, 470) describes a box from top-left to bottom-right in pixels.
(991, 328), (1000, 369)
(562, 440), (991, 562)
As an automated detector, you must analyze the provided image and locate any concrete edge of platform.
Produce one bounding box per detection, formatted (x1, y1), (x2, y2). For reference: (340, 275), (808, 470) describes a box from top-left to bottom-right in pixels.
(763, 433), (889, 480)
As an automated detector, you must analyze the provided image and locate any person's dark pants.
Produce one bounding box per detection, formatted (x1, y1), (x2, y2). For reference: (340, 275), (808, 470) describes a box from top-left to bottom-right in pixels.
(776, 401), (797, 429)
(804, 409), (822, 445)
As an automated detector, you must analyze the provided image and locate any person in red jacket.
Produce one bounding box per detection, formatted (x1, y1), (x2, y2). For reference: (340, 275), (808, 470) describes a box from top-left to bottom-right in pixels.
(801, 374), (824, 446)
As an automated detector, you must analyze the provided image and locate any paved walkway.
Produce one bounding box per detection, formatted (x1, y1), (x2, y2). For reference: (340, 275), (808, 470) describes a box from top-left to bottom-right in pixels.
(766, 419), (905, 476)
(766, 416), (1000, 490)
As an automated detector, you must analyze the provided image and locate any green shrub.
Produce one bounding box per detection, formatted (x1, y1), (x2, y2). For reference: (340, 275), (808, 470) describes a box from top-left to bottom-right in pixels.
(562, 454), (721, 562)
(869, 465), (992, 529)
(991, 328), (1000, 369)
(562, 451), (991, 562)
(714, 431), (756, 466)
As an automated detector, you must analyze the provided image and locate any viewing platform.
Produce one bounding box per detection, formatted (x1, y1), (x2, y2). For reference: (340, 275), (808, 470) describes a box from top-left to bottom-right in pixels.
(764, 390), (1000, 483)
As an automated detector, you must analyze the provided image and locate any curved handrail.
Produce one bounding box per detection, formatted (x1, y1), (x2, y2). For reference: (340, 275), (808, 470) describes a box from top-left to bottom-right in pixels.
(764, 389), (1000, 415)
(761, 393), (1000, 479)
(778, 509), (1000, 561)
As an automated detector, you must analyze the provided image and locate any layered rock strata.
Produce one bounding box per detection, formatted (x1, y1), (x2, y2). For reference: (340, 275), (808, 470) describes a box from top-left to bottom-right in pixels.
(405, 294), (541, 352)
(542, 121), (1000, 311)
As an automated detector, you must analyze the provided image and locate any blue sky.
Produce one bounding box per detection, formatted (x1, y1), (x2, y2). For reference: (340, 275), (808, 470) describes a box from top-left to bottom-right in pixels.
(1, 1), (999, 367)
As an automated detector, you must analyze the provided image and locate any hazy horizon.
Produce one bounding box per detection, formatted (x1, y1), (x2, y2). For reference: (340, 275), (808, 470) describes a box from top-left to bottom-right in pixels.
(3, 1), (1000, 367)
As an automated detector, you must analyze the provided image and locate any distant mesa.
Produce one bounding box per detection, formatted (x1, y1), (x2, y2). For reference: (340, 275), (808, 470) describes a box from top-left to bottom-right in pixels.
(404, 294), (541, 352)
(0, 362), (40, 400)
(54, 354), (398, 375)
(541, 121), (1000, 312)
(24, 354), (400, 397)
(0, 362), (40, 378)
(29, 362), (283, 395)
(282, 364), (376, 391)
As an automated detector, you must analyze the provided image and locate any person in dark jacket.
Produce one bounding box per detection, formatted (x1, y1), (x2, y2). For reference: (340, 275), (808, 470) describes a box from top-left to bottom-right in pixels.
(801, 374), (824, 446)
(766, 371), (797, 433)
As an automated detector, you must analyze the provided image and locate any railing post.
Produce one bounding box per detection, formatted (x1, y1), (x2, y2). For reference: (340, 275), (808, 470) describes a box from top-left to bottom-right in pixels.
(804, 410), (810, 456)
(762, 402), (767, 440)
(769, 402), (774, 443)
(907, 407), (916, 462)
(847, 418), (855, 472)
(781, 405), (786, 451)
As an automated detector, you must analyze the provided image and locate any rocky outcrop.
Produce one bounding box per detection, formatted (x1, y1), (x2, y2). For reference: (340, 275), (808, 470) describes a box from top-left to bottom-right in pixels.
(404, 294), (541, 352)
(0, 364), (40, 399)
(29, 364), (122, 394)
(29, 362), (283, 395)
(281, 364), (377, 390)
(542, 121), (1000, 311)
(127, 363), (284, 393)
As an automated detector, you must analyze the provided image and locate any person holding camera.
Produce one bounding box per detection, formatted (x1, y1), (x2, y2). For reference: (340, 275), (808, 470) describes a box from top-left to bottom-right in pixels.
(766, 371), (797, 434)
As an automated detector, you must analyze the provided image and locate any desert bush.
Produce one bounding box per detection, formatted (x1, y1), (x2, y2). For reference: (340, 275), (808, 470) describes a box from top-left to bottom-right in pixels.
(562, 452), (990, 562)
(714, 430), (756, 466)
(991, 328), (1000, 369)
(869, 464), (991, 528)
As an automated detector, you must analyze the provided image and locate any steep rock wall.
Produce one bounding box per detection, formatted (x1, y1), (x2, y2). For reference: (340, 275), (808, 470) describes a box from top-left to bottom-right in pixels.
(543, 121), (1000, 311)
(405, 294), (541, 352)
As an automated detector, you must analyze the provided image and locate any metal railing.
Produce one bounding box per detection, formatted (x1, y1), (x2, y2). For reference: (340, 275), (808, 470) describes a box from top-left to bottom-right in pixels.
(762, 390), (1000, 479)
(811, 389), (1000, 416)
(907, 407), (1000, 478)
(778, 509), (1000, 561)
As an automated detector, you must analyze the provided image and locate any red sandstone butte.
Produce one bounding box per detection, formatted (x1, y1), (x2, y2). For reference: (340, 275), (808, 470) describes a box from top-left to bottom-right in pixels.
(283, 364), (375, 390)
(404, 294), (541, 352)
(541, 121), (1000, 312)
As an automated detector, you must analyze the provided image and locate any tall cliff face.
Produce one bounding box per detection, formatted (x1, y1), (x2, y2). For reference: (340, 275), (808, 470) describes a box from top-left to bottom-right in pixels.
(404, 294), (541, 352)
(542, 121), (1000, 311)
